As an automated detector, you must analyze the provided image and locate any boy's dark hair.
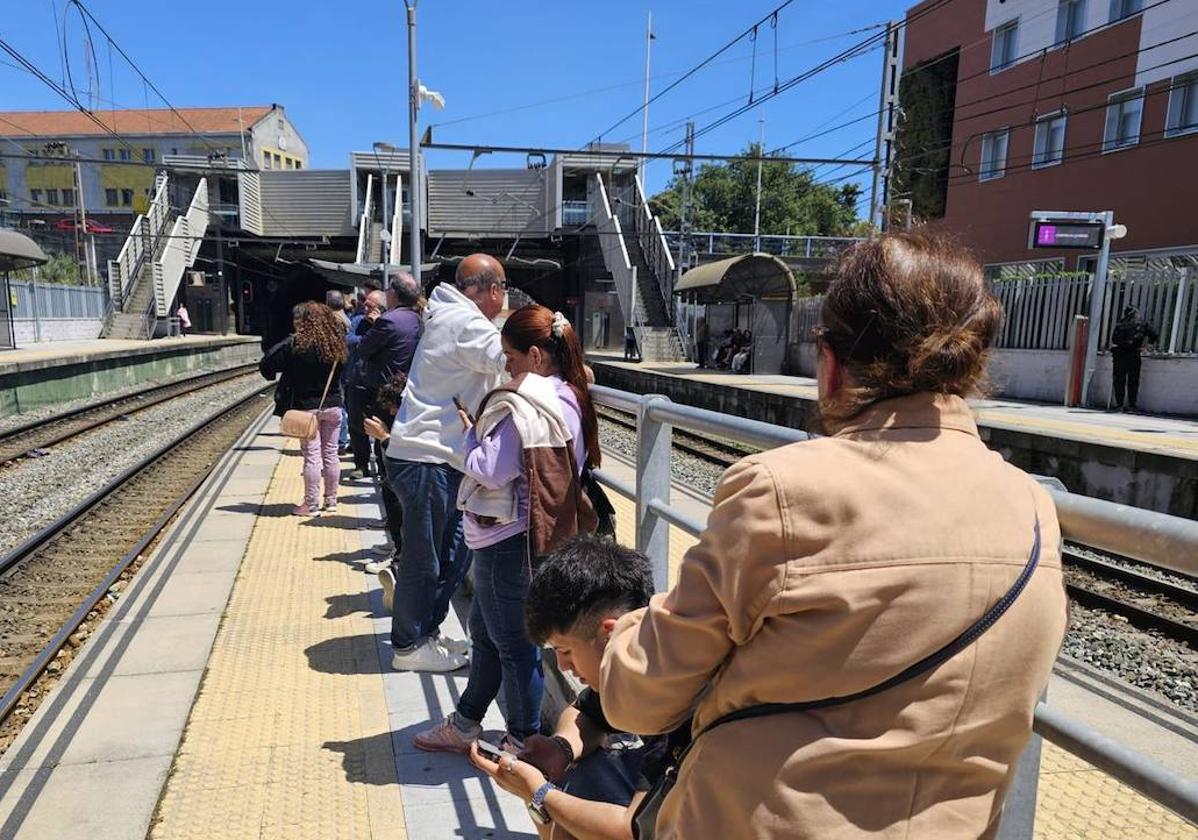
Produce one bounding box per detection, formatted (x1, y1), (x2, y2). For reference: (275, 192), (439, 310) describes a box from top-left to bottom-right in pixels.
(525, 535), (654, 646)
(376, 372), (408, 410)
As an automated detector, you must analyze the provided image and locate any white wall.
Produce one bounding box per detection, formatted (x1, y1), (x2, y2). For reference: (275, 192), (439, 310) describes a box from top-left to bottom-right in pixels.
(14, 318), (103, 344)
(1137, 0), (1198, 86)
(988, 348), (1198, 415)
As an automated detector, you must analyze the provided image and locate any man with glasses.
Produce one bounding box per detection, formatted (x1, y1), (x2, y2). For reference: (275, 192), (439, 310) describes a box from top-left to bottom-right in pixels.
(381, 253), (509, 672)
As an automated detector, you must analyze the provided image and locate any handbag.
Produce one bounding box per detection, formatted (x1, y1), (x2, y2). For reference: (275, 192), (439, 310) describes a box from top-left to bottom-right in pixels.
(280, 361), (338, 441)
(582, 465), (616, 538)
(632, 516), (1043, 840)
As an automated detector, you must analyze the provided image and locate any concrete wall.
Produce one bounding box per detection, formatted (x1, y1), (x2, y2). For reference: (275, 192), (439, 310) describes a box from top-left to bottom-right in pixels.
(989, 349), (1198, 416)
(14, 318), (103, 344)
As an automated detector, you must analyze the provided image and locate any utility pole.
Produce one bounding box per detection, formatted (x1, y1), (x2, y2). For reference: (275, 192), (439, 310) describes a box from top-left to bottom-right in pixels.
(869, 21), (900, 232)
(405, 0), (423, 283)
(639, 11), (654, 184)
(215, 221), (228, 335)
(73, 158), (96, 286)
(753, 109), (765, 253)
(677, 121), (695, 269)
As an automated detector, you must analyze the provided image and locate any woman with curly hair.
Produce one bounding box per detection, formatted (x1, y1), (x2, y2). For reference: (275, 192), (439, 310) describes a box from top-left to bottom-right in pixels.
(260, 301), (349, 515)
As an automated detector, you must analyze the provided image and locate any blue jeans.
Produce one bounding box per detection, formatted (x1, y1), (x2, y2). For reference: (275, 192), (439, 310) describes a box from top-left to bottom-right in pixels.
(338, 405), (350, 448)
(457, 532), (543, 740)
(387, 459), (471, 652)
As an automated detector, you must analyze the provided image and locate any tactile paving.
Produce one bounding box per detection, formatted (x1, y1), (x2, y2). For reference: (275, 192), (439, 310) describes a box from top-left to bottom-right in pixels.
(150, 438), (405, 840)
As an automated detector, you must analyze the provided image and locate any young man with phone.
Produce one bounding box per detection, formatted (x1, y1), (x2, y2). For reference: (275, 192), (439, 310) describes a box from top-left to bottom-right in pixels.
(468, 535), (689, 839)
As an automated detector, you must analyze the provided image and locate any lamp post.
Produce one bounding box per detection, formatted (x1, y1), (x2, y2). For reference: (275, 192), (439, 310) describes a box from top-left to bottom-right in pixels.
(405, 0), (423, 282)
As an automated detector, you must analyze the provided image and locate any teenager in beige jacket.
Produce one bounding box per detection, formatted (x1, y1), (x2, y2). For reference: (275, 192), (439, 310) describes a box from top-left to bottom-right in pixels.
(600, 232), (1068, 839)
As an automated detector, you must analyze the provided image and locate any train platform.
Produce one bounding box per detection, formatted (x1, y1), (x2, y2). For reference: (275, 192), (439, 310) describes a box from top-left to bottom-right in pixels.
(591, 356), (1198, 520)
(0, 335), (260, 417)
(0, 409), (1194, 838)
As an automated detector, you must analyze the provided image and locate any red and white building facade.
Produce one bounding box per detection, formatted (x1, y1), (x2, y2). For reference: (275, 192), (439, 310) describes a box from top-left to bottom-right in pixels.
(901, 0), (1198, 277)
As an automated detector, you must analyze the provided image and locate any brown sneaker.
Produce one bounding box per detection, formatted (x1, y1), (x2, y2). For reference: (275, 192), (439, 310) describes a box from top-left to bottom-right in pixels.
(414, 715), (481, 754)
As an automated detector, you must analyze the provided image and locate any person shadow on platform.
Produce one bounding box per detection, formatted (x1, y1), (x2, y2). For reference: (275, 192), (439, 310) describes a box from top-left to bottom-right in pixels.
(217, 501), (294, 517)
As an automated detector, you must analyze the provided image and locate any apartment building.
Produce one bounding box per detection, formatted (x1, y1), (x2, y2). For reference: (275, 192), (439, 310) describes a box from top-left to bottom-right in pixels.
(896, 0), (1198, 276)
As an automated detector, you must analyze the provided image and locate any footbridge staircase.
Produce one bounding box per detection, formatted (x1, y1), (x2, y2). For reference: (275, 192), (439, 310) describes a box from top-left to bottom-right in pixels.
(102, 174), (210, 339)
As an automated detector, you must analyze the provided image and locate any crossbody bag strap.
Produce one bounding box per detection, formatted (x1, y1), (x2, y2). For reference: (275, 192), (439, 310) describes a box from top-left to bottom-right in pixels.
(316, 361), (338, 411)
(683, 515), (1043, 756)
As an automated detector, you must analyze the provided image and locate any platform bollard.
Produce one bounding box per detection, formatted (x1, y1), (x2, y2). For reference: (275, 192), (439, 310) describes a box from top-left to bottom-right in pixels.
(637, 394), (673, 593)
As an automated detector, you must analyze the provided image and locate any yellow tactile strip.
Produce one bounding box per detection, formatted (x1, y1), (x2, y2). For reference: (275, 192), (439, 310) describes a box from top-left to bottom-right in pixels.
(1035, 741), (1197, 838)
(608, 489), (1196, 838)
(150, 439), (405, 840)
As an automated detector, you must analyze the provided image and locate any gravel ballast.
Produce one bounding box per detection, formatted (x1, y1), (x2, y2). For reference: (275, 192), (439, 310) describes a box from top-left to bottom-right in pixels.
(0, 375), (266, 557)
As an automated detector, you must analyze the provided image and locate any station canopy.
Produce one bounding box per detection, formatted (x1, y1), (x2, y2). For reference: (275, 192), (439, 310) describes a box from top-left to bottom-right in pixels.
(674, 253), (796, 304)
(0, 229), (48, 272)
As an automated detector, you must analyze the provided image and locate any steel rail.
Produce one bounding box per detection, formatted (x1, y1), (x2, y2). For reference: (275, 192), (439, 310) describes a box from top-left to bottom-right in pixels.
(0, 385), (272, 725)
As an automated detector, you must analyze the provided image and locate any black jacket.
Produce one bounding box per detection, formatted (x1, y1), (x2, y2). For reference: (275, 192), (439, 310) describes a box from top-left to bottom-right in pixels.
(259, 336), (343, 413)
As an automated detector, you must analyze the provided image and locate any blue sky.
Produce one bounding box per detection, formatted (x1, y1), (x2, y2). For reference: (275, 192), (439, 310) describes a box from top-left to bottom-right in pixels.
(2, 0), (914, 215)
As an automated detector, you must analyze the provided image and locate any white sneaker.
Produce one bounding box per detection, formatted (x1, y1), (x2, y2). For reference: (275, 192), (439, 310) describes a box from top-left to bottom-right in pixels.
(364, 557), (392, 575)
(378, 567), (395, 613)
(434, 633), (471, 657)
(392, 638), (468, 673)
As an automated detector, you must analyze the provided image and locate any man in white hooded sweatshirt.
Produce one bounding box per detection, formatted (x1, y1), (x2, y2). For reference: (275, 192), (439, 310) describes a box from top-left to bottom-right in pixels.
(381, 254), (508, 672)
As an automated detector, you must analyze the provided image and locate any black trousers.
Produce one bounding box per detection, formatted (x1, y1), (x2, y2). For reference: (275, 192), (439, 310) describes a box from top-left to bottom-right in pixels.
(376, 442), (404, 549)
(696, 340), (708, 367)
(1112, 351), (1142, 408)
(345, 385), (374, 472)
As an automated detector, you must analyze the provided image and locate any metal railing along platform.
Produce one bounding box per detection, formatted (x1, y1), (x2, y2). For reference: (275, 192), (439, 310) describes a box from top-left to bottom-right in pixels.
(589, 384), (1198, 836)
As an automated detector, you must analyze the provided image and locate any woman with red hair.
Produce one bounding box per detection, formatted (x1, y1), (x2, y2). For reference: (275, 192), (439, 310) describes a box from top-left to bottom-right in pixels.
(415, 304), (599, 755)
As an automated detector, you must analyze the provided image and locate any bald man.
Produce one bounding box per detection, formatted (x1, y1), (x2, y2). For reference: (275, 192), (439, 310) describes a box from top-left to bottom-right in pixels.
(380, 254), (508, 673)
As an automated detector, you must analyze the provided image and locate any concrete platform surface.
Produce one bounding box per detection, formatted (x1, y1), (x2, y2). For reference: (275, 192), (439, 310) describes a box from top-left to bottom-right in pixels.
(0, 334), (259, 374)
(592, 357), (1198, 460)
(0, 410), (1192, 838)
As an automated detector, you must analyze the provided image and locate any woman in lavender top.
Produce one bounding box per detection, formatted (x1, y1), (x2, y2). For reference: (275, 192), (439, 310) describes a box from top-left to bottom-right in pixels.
(415, 304), (600, 754)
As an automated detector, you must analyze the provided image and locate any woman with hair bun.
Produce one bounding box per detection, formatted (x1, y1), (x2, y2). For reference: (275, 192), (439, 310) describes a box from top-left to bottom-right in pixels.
(415, 304), (598, 755)
(600, 232), (1068, 839)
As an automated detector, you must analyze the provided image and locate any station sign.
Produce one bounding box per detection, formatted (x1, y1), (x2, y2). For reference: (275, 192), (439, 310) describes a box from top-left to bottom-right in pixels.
(1028, 220), (1105, 250)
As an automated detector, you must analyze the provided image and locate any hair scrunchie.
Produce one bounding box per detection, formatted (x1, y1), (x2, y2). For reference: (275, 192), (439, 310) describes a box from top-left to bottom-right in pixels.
(551, 311), (570, 339)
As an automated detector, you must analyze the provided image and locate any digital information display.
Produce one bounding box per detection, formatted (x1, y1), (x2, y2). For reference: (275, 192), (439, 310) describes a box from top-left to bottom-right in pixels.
(1030, 221), (1105, 250)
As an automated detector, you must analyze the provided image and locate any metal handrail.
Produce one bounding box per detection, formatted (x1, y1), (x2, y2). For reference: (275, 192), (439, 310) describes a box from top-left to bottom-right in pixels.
(588, 383), (1198, 833)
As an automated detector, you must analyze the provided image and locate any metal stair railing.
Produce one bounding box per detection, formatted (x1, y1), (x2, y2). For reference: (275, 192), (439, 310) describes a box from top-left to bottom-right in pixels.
(593, 173), (640, 331)
(153, 178), (209, 318)
(356, 173), (374, 264)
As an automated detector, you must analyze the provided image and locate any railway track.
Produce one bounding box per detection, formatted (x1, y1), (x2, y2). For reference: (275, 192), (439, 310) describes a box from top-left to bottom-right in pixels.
(0, 381), (272, 744)
(0, 364), (258, 467)
(599, 405), (1197, 650)
(596, 405), (755, 468)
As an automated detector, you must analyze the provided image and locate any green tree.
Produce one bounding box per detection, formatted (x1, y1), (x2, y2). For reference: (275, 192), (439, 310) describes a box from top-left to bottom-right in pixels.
(649, 143), (863, 237)
(12, 252), (82, 284)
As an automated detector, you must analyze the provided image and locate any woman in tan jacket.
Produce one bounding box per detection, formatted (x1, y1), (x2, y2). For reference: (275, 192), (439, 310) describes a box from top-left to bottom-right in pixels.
(600, 233), (1068, 839)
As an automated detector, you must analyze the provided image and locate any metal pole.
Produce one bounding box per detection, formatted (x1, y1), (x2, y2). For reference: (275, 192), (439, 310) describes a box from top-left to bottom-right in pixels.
(381, 166), (390, 289)
(636, 394), (673, 592)
(215, 222), (227, 335)
(753, 109), (765, 253)
(679, 122), (695, 269)
(640, 11), (653, 184)
(869, 22), (892, 232)
(406, 1), (423, 283)
(1081, 210), (1115, 406)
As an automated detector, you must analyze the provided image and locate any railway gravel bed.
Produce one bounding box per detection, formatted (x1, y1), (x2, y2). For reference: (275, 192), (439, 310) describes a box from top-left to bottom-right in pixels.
(0, 374), (266, 558)
(0, 388), (270, 754)
(599, 415), (1198, 713)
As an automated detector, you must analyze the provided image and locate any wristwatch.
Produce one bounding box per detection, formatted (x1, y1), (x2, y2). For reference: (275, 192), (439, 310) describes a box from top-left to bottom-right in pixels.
(527, 781), (557, 825)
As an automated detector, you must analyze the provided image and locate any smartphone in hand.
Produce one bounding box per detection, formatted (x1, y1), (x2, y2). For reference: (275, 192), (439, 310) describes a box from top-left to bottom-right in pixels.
(475, 739), (508, 762)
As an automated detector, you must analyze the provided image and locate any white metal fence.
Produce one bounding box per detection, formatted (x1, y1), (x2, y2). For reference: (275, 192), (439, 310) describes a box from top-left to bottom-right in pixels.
(593, 173), (639, 328)
(10, 281), (108, 320)
(795, 270), (1198, 355)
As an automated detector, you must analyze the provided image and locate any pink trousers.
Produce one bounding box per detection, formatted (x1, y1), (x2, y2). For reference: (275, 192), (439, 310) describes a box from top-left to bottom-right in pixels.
(299, 407), (342, 507)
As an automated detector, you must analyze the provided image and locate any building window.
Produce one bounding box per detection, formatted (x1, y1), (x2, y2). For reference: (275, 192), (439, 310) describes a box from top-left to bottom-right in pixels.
(263, 151), (273, 169)
(46, 188), (60, 206)
(62, 188), (75, 207)
(105, 188), (119, 206)
(979, 129), (1010, 180)
(142, 148), (155, 163)
(120, 188), (134, 206)
(1109, 0), (1142, 22)
(1166, 72), (1198, 137)
(102, 148), (115, 161)
(294, 159), (302, 170)
(1104, 88), (1144, 151)
(1033, 112), (1068, 167)
(118, 148), (132, 162)
(1056, 0), (1087, 44)
(991, 19), (1019, 72)
(30, 188), (43, 205)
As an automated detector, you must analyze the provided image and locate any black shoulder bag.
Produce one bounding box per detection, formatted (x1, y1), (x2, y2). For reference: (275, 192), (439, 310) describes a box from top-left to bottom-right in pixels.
(632, 517), (1042, 840)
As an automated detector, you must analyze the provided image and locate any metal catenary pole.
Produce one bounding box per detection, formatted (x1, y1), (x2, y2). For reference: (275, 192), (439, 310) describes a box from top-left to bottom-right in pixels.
(753, 109), (765, 253)
(1081, 210), (1115, 406)
(406, 0), (423, 282)
(640, 11), (653, 185)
